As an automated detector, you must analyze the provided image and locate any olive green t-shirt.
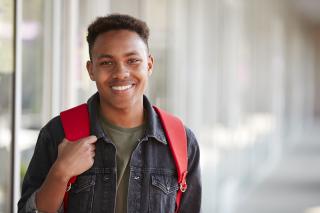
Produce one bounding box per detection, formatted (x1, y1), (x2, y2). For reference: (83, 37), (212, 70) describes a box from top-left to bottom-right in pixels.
(99, 115), (145, 213)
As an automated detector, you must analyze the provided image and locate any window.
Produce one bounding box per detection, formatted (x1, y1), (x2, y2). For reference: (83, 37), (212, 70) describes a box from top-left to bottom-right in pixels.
(0, 0), (14, 211)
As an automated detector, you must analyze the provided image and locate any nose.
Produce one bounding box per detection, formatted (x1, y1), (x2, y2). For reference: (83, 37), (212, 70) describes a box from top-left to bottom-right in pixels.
(112, 63), (129, 79)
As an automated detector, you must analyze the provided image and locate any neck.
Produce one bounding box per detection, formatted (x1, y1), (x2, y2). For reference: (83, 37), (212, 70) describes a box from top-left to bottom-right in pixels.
(99, 100), (145, 128)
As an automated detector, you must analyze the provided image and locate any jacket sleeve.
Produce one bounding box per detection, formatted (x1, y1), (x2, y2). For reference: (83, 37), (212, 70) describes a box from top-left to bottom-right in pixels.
(17, 127), (60, 213)
(178, 127), (202, 213)
(22, 190), (64, 213)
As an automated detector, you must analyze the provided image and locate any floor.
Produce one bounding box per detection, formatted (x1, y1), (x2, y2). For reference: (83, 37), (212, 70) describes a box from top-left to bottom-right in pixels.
(236, 125), (320, 213)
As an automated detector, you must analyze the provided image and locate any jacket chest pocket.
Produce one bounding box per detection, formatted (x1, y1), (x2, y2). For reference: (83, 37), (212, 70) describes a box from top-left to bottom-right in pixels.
(67, 175), (96, 213)
(149, 174), (179, 213)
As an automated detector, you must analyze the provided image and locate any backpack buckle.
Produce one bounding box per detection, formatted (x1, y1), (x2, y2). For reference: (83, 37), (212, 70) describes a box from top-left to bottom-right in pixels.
(179, 182), (187, 192)
(179, 171), (188, 192)
(66, 183), (72, 192)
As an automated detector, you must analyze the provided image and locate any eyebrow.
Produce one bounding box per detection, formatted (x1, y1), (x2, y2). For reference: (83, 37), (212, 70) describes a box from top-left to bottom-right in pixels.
(96, 54), (113, 59)
(124, 51), (139, 57)
(96, 51), (140, 59)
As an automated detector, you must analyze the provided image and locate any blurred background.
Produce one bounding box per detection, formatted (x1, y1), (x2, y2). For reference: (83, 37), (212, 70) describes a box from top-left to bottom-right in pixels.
(1, 0), (320, 212)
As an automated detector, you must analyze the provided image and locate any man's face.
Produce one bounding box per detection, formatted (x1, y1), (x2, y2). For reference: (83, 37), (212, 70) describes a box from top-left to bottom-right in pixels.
(87, 30), (153, 111)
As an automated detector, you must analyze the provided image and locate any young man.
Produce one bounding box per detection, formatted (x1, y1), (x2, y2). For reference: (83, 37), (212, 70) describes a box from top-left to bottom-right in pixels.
(18, 14), (201, 213)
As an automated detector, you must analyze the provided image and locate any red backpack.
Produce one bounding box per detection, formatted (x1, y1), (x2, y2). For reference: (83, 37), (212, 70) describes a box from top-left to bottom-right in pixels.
(60, 104), (188, 213)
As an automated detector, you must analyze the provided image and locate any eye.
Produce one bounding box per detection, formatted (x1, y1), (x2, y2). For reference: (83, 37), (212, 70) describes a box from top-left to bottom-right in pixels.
(100, 61), (113, 66)
(127, 58), (141, 64)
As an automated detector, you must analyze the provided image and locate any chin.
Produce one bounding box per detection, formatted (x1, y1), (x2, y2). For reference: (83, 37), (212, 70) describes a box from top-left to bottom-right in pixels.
(107, 97), (136, 110)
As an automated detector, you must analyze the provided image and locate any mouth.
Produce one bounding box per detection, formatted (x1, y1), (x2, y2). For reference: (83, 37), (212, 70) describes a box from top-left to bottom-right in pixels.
(111, 84), (134, 92)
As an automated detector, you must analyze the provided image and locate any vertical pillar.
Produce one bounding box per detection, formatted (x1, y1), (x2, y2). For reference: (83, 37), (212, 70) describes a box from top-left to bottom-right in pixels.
(12, 0), (22, 211)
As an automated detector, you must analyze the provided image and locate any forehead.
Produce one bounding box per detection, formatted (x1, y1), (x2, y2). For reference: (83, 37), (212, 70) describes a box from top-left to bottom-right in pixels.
(92, 30), (148, 57)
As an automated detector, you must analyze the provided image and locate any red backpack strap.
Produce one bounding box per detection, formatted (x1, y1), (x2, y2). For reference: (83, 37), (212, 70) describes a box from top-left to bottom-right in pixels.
(60, 103), (90, 212)
(153, 106), (188, 213)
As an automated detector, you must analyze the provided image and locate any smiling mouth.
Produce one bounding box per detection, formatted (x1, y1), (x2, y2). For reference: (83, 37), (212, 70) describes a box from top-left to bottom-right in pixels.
(111, 84), (133, 91)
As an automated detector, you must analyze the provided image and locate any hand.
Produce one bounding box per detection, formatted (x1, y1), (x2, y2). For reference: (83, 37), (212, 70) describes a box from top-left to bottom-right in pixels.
(53, 136), (97, 180)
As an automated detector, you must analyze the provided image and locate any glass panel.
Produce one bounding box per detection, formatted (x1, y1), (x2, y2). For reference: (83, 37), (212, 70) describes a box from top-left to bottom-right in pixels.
(0, 0), (14, 211)
(76, 0), (109, 103)
(21, 0), (45, 130)
(20, 0), (48, 187)
(144, 0), (169, 108)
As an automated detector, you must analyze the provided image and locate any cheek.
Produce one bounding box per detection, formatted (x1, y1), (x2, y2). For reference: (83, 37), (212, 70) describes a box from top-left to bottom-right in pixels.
(95, 69), (110, 80)
(95, 80), (109, 93)
(140, 74), (149, 87)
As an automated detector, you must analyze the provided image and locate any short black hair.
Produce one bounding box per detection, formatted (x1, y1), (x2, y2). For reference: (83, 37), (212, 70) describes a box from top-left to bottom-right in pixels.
(87, 14), (150, 59)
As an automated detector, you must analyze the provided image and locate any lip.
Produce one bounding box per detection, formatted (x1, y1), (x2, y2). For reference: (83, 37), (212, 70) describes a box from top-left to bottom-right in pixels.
(110, 83), (135, 94)
(109, 79), (136, 94)
(111, 84), (133, 91)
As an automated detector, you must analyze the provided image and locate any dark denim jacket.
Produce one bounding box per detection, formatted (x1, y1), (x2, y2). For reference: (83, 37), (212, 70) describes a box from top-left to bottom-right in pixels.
(18, 93), (202, 213)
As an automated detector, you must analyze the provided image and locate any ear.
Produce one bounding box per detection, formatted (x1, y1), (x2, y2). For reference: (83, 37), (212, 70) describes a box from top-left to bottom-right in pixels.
(147, 54), (154, 76)
(86, 60), (95, 81)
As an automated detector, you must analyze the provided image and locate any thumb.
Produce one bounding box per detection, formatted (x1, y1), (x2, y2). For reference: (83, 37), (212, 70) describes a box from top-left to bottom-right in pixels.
(59, 138), (70, 149)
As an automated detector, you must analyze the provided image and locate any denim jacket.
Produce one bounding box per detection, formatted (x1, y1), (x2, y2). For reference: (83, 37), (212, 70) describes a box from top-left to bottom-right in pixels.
(18, 93), (202, 213)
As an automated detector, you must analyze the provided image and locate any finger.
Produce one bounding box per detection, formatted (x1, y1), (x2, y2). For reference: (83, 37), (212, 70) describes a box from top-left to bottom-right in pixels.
(87, 145), (95, 154)
(59, 139), (70, 148)
(78, 135), (97, 144)
(63, 138), (79, 144)
(91, 151), (96, 159)
(85, 135), (98, 144)
(62, 138), (70, 143)
(90, 144), (96, 151)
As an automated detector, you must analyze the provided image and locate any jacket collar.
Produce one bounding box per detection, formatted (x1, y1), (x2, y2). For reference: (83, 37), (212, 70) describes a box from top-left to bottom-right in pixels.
(142, 95), (167, 144)
(86, 92), (167, 145)
(87, 93), (105, 139)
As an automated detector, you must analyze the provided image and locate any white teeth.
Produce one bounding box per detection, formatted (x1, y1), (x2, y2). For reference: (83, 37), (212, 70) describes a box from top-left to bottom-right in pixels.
(111, 85), (133, 91)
